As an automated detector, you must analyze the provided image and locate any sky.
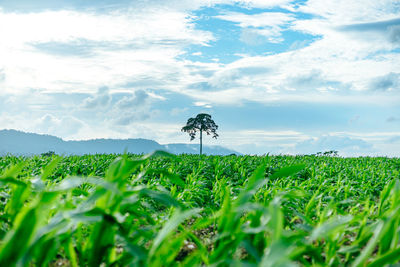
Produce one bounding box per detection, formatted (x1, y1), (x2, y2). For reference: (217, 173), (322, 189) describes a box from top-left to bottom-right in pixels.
(0, 0), (399, 156)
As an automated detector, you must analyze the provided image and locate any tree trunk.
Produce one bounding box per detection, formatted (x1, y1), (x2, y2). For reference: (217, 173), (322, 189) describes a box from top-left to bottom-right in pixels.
(199, 129), (202, 155)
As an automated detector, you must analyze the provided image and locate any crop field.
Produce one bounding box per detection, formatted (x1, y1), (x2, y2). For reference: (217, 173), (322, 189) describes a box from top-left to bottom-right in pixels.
(1, 152), (400, 266)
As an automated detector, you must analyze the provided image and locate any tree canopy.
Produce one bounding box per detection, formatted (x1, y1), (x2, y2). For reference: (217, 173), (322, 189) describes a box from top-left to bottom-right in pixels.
(181, 113), (218, 155)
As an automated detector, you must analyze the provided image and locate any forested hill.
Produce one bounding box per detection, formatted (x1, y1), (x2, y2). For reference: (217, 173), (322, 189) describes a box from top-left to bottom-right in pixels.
(0, 129), (239, 156)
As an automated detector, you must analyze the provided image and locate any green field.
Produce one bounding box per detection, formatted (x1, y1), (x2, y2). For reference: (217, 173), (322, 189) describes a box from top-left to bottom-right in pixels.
(1, 152), (400, 266)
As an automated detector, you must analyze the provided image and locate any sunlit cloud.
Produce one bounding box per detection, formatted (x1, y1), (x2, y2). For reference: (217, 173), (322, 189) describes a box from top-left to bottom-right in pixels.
(0, 0), (399, 155)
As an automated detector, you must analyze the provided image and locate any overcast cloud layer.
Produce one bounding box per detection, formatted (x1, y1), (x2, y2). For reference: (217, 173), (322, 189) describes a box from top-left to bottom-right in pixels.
(0, 0), (400, 156)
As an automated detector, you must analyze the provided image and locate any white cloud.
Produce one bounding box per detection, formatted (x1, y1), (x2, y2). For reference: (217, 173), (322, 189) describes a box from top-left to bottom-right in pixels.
(155, 0), (294, 11)
(369, 72), (400, 92)
(294, 135), (374, 156)
(0, 111), (85, 139)
(214, 129), (308, 155)
(0, 7), (214, 94)
(0, 8), (212, 46)
(0, 68), (5, 82)
(216, 12), (294, 44)
(1, 1), (399, 156)
(82, 86), (112, 109)
(36, 114), (85, 137)
(181, 16), (400, 104)
(111, 90), (156, 126)
(216, 12), (293, 28)
(234, 0), (293, 9)
(4, 0), (396, 106)
(116, 90), (149, 109)
(194, 101), (212, 108)
(330, 131), (400, 141)
(296, 0), (400, 24)
(227, 130), (307, 143)
(221, 130), (400, 156)
(291, 0), (400, 55)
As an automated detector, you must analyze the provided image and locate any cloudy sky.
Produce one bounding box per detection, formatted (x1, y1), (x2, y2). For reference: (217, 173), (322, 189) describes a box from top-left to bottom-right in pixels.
(0, 0), (399, 156)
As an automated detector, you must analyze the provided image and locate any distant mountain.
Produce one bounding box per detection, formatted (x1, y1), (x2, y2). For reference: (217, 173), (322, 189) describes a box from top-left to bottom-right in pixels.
(164, 143), (238, 155)
(0, 129), (240, 156)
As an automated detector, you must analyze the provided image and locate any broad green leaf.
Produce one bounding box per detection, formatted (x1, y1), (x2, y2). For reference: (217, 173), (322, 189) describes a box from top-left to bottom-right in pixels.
(41, 156), (63, 180)
(368, 246), (400, 267)
(269, 164), (305, 180)
(149, 208), (201, 256)
(352, 221), (385, 267)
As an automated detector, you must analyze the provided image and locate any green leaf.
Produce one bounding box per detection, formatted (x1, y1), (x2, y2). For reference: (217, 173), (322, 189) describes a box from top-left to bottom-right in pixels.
(352, 221), (385, 267)
(0, 208), (38, 265)
(269, 202), (284, 242)
(0, 177), (27, 187)
(139, 188), (185, 209)
(269, 164), (305, 180)
(0, 161), (27, 179)
(146, 168), (186, 187)
(311, 215), (353, 241)
(105, 156), (145, 183)
(149, 208), (201, 257)
(236, 161), (268, 205)
(260, 240), (297, 267)
(368, 246), (400, 267)
(52, 177), (120, 194)
(41, 156), (63, 180)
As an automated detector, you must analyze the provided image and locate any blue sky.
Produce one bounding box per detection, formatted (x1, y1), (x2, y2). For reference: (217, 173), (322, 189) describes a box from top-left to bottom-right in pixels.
(0, 0), (399, 156)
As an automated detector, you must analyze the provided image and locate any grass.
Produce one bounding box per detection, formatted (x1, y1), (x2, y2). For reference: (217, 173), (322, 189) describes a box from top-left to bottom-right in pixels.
(0, 152), (400, 266)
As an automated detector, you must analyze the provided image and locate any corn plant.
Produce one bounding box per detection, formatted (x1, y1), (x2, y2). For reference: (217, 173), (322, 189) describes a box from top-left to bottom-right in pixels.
(0, 153), (400, 266)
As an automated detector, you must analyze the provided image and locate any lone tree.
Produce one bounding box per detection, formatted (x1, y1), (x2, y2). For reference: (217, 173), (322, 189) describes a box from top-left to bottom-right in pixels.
(181, 113), (219, 155)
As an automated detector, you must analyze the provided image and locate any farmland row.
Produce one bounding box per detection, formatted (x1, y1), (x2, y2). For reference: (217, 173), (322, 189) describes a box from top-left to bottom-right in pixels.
(0, 153), (399, 266)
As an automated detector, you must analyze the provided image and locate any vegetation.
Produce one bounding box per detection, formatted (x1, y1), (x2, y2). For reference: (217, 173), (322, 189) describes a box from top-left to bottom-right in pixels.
(0, 152), (400, 266)
(181, 113), (219, 155)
